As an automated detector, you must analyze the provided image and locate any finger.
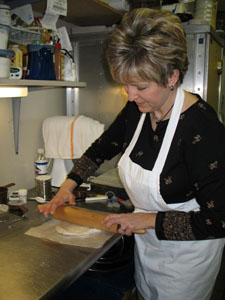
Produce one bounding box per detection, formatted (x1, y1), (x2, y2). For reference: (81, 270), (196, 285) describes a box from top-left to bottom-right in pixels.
(49, 202), (60, 215)
(38, 205), (45, 212)
(102, 215), (120, 229)
(101, 214), (115, 224)
(38, 203), (51, 215)
(68, 196), (76, 206)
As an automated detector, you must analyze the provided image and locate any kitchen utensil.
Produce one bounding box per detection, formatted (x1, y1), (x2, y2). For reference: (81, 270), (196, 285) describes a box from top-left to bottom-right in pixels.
(10, 66), (23, 79)
(73, 187), (96, 199)
(30, 196), (47, 203)
(76, 195), (109, 203)
(0, 183), (15, 204)
(38, 205), (146, 234)
(35, 175), (52, 201)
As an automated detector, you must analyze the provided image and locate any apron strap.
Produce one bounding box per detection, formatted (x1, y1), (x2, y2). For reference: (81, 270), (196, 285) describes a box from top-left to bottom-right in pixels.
(153, 87), (184, 173)
(123, 113), (146, 156)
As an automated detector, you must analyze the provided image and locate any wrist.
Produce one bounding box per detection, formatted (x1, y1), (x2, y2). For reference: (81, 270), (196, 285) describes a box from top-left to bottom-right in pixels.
(60, 178), (78, 192)
(142, 212), (156, 229)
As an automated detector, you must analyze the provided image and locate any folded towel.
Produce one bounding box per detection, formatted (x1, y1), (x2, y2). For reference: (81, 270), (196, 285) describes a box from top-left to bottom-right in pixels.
(42, 115), (104, 159)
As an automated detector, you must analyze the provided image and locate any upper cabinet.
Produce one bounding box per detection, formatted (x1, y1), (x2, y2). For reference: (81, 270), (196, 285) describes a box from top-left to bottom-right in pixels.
(7, 0), (123, 27)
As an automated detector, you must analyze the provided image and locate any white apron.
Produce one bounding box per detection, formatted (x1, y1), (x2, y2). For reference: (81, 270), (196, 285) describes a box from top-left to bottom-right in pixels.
(118, 87), (225, 300)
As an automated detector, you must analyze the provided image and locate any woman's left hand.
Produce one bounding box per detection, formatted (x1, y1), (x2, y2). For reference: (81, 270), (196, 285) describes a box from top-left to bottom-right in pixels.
(102, 212), (156, 236)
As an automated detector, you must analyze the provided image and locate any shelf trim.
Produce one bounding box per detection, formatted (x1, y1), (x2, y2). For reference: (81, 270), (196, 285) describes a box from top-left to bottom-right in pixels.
(0, 79), (86, 88)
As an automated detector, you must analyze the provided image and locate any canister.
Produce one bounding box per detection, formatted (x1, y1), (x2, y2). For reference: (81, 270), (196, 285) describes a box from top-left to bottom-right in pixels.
(36, 175), (52, 201)
(0, 24), (10, 49)
(0, 49), (15, 78)
(18, 189), (28, 204)
(0, 5), (11, 26)
(26, 44), (56, 80)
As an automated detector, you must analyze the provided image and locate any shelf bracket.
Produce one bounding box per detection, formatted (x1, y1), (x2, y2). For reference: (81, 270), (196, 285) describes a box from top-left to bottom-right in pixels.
(12, 97), (21, 155)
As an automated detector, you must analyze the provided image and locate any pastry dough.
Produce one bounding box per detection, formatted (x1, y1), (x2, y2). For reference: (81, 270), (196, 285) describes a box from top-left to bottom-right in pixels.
(56, 221), (101, 236)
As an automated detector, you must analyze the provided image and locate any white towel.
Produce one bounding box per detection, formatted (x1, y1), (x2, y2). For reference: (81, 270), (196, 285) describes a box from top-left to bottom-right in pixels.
(42, 115), (104, 159)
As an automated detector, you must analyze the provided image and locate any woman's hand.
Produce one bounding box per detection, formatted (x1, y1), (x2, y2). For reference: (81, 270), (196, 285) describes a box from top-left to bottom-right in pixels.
(102, 212), (156, 236)
(38, 179), (78, 216)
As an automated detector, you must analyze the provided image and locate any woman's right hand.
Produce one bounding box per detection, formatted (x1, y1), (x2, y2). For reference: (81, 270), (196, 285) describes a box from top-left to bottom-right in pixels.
(38, 178), (78, 216)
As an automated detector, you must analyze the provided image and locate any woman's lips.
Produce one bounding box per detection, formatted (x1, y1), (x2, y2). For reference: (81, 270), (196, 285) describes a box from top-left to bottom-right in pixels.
(136, 102), (145, 106)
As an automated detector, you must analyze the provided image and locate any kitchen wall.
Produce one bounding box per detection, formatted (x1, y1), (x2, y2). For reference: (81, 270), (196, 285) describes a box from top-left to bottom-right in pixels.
(0, 88), (66, 192)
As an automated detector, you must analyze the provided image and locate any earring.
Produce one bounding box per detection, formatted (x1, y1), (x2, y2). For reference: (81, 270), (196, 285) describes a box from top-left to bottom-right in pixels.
(170, 85), (174, 91)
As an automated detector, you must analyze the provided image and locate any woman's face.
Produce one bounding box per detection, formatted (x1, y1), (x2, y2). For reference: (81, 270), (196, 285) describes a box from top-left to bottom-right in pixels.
(125, 81), (172, 113)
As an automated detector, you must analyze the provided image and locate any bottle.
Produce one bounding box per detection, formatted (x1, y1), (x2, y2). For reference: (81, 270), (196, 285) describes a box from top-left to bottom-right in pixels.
(35, 148), (48, 175)
(60, 51), (65, 80)
(9, 44), (23, 78)
(54, 42), (61, 81)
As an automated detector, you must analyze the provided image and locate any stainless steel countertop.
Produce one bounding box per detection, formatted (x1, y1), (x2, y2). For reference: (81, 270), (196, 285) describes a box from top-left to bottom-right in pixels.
(0, 197), (121, 300)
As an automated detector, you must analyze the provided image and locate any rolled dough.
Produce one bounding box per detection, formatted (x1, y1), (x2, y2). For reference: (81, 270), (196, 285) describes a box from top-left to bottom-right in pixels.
(56, 221), (101, 236)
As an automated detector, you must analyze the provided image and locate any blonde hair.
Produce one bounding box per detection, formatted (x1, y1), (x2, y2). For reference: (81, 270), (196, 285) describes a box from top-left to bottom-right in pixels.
(106, 8), (188, 86)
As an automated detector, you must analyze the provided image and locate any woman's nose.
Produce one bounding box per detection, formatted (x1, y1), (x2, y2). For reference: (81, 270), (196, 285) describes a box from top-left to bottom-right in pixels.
(125, 86), (138, 101)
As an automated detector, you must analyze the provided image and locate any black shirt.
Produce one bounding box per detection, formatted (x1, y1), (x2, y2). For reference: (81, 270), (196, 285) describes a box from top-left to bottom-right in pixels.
(68, 96), (225, 241)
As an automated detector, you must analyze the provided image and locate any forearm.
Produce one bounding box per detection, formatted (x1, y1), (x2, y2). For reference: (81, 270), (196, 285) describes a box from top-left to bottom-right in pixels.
(102, 212), (156, 236)
(68, 155), (99, 185)
(155, 211), (196, 240)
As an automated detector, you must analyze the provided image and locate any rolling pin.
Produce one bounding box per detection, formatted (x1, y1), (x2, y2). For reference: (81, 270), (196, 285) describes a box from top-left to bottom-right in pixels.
(39, 205), (146, 234)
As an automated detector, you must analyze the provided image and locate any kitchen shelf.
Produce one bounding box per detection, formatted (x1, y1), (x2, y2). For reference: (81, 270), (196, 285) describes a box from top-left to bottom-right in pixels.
(31, 0), (123, 26)
(0, 79), (86, 155)
(0, 79), (86, 88)
(6, 0), (123, 26)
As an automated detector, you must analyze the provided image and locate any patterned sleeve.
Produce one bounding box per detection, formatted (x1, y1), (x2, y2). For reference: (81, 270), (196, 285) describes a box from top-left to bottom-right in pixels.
(67, 102), (133, 185)
(156, 101), (225, 240)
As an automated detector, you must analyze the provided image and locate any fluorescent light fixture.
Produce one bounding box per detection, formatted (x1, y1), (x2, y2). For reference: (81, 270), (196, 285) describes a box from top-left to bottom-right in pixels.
(0, 87), (28, 98)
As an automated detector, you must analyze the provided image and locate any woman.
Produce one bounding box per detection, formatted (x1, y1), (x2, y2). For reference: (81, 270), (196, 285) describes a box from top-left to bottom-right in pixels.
(39, 9), (225, 300)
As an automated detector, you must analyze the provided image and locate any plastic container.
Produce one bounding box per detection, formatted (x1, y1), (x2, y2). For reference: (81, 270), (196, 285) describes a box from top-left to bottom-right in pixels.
(18, 189), (28, 204)
(0, 24), (10, 49)
(0, 5), (11, 26)
(35, 148), (49, 175)
(64, 53), (76, 81)
(9, 44), (23, 68)
(54, 42), (62, 81)
(26, 44), (56, 80)
(178, 0), (195, 15)
(194, 0), (217, 28)
(0, 49), (15, 78)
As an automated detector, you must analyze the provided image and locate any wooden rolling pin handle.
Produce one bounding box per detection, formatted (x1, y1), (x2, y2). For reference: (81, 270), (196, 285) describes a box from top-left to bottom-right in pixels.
(133, 229), (146, 234)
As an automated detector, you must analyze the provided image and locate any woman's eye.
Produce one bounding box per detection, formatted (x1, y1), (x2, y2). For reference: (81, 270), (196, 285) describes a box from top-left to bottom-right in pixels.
(137, 87), (147, 91)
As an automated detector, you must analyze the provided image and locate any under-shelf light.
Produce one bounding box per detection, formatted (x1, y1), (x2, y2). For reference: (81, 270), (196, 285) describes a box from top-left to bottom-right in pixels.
(0, 87), (28, 98)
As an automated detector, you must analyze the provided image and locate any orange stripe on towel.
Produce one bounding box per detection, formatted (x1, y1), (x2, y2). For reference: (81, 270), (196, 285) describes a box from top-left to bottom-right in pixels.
(70, 116), (79, 159)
